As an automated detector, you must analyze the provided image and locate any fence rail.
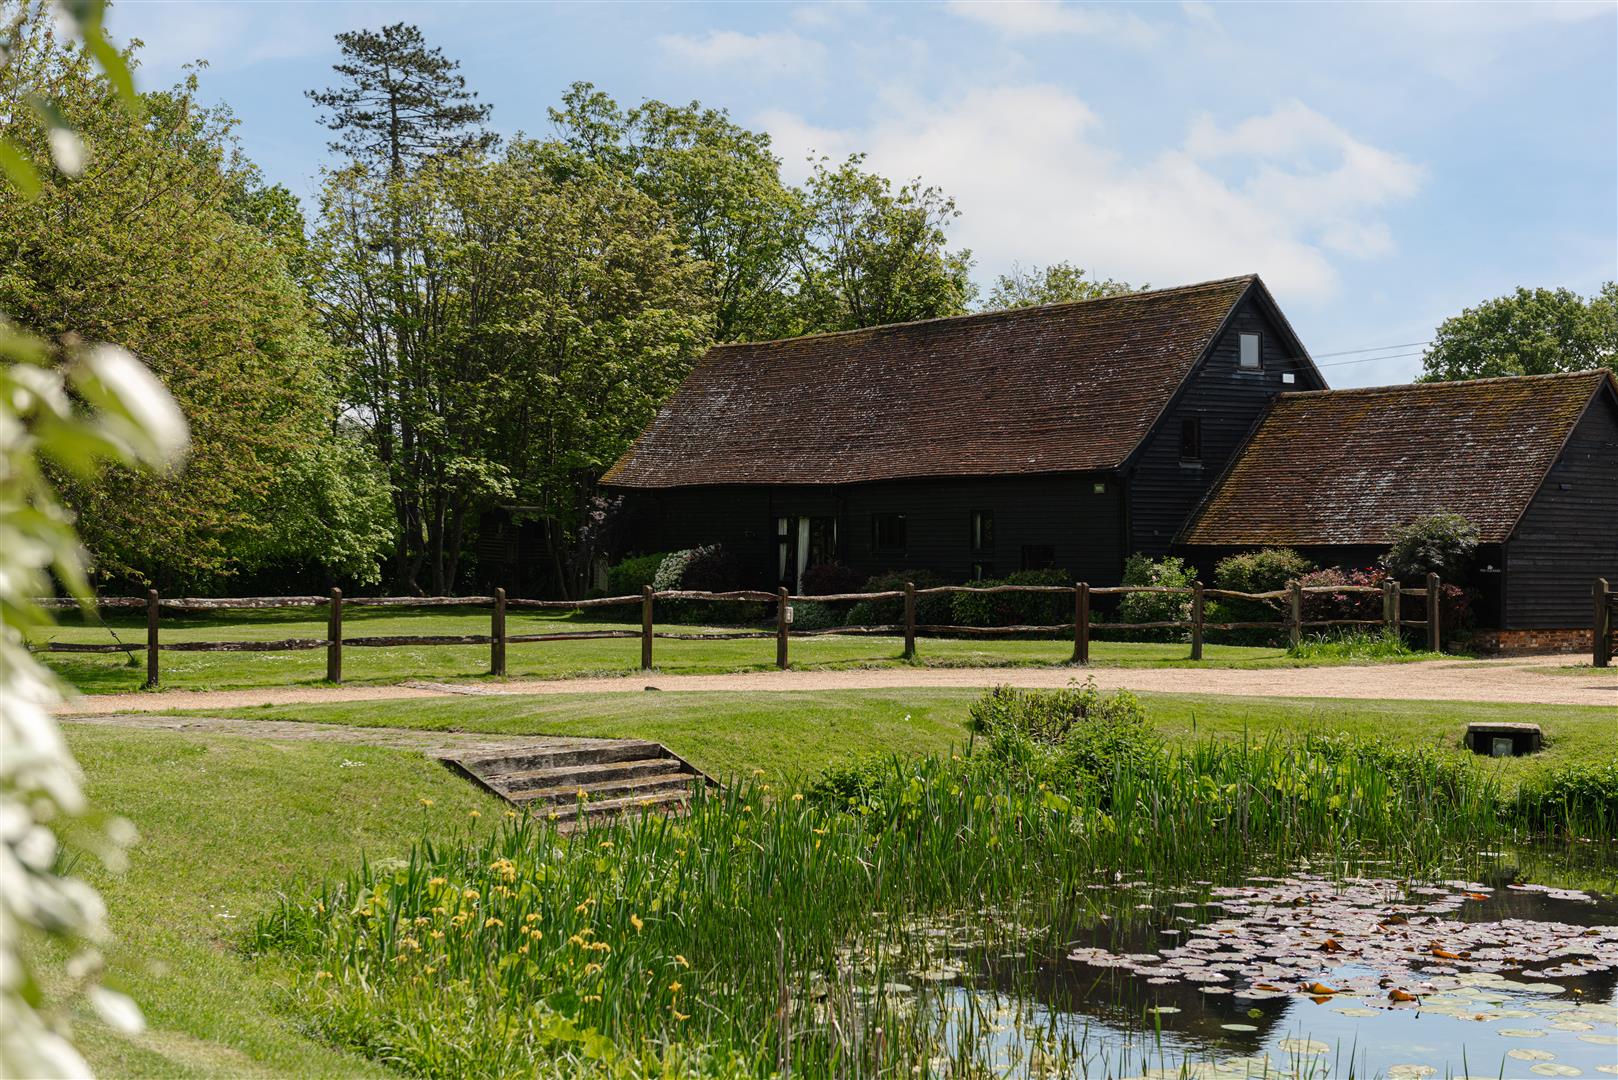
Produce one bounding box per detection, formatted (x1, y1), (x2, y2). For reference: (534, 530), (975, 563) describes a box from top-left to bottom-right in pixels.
(32, 572), (1447, 688)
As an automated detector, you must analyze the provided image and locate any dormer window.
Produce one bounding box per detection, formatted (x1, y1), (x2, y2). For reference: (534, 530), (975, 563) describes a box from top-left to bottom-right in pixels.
(1239, 332), (1262, 369)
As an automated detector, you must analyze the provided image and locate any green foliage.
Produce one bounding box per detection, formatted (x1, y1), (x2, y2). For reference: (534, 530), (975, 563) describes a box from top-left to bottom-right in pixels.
(949, 568), (1070, 626)
(846, 569), (951, 626)
(966, 681), (1161, 793)
(1383, 512), (1479, 582)
(790, 155), (976, 334)
(1420, 283), (1617, 381)
(1213, 547), (1313, 594)
(307, 21), (495, 175)
(1115, 553), (1195, 641)
(787, 599), (839, 632)
(1512, 760), (1618, 839)
(0, 32), (383, 590)
(983, 262), (1138, 310)
(1287, 628), (1422, 661)
(547, 83), (803, 343)
(606, 552), (666, 596)
(317, 145), (713, 594)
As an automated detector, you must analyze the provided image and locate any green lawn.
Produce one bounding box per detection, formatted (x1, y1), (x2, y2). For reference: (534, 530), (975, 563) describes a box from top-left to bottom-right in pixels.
(211, 686), (1615, 786)
(33, 606), (1442, 694)
(47, 686), (1616, 1076)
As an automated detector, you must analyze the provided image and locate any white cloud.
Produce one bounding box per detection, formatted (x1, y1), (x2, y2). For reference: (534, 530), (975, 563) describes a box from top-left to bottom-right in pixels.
(659, 29), (827, 75)
(790, 1), (870, 29)
(763, 86), (1425, 300)
(946, 1), (1158, 46)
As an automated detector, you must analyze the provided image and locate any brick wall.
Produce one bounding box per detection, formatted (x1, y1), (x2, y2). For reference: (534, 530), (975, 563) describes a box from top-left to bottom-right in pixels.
(1469, 627), (1593, 655)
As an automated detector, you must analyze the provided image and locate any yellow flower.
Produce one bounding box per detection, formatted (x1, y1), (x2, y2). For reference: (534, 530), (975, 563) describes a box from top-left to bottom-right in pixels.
(584, 962), (603, 976)
(576, 788), (589, 801)
(674, 955), (689, 968)
(672, 1009), (689, 1021)
(463, 888), (480, 901)
(504, 810), (518, 819)
(484, 917), (504, 929)
(518, 943), (529, 955)
(419, 798), (434, 807)
(752, 768), (765, 777)
(468, 810), (481, 820)
(574, 899), (594, 914)
(315, 971), (332, 981)
(669, 980), (682, 994)
(792, 793), (804, 802)
(430, 930), (444, 941)
(630, 914), (644, 932)
(427, 877), (446, 889)
(525, 912), (541, 923)
(583, 994), (602, 1003)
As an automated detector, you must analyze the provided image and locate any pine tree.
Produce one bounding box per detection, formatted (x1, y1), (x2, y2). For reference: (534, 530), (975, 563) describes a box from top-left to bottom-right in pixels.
(308, 22), (495, 175)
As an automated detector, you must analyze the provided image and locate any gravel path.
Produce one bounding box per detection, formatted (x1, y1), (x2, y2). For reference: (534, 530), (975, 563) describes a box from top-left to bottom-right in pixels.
(55, 655), (1615, 715)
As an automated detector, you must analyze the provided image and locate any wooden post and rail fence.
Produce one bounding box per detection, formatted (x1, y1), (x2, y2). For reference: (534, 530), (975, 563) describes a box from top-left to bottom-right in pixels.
(1596, 577), (1616, 669)
(32, 572), (1459, 688)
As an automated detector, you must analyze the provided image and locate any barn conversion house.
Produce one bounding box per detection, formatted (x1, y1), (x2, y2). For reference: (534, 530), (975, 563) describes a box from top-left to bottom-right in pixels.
(1178, 369), (1618, 649)
(603, 275), (1325, 589)
(602, 274), (1616, 643)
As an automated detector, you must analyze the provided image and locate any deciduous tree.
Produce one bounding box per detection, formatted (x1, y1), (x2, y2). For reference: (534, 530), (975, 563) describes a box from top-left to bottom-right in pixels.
(983, 261), (1137, 310)
(1420, 284), (1617, 381)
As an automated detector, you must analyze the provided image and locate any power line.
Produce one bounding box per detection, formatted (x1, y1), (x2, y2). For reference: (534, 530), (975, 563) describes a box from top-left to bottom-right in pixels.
(1311, 340), (1430, 359)
(1313, 349), (1427, 370)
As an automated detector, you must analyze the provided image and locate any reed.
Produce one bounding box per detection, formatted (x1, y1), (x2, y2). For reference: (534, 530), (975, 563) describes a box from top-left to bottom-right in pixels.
(253, 709), (1527, 1077)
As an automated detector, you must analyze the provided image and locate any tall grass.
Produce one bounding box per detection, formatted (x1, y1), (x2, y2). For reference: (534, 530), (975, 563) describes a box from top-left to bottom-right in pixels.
(252, 731), (1515, 1078)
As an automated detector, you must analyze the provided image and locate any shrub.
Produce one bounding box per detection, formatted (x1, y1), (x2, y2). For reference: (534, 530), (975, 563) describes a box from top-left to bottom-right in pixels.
(1299, 566), (1388, 624)
(680, 545), (743, 593)
(966, 680), (1162, 794)
(1383, 512), (1479, 583)
(1208, 548), (1313, 645)
(1114, 553), (1195, 641)
(606, 552), (666, 596)
(652, 548), (697, 592)
(799, 562), (862, 596)
(950, 568), (1070, 627)
(788, 600), (839, 631)
(652, 545), (755, 625)
(845, 570), (951, 627)
(1512, 761), (1618, 838)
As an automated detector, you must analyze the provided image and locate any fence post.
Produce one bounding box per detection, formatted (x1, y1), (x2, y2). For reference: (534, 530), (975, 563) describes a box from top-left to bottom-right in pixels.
(1596, 578), (1612, 668)
(1381, 580), (1396, 636)
(1388, 580), (1402, 642)
(1288, 580), (1303, 650)
(491, 587), (507, 677)
(145, 588), (160, 689)
(1191, 580), (1205, 661)
(1426, 572), (1442, 653)
(1073, 582), (1090, 665)
(903, 581), (917, 661)
(776, 587), (790, 670)
(326, 587), (343, 684)
(641, 586), (654, 671)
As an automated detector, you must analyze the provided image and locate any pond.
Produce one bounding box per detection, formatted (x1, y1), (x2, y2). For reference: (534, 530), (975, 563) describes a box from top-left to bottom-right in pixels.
(878, 862), (1618, 1078)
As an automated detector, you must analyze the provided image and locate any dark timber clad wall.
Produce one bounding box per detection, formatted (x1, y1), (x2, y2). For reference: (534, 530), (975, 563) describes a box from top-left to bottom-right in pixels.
(1503, 390), (1618, 629)
(1127, 297), (1327, 555)
(636, 475), (1125, 587)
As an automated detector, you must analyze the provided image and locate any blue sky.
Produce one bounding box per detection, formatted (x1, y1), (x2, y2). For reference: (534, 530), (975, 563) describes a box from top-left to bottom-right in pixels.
(108, 0), (1617, 387)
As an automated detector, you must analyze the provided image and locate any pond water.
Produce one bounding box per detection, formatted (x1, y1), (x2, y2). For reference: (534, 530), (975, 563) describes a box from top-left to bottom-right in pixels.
(888, 864), (1618, 1078)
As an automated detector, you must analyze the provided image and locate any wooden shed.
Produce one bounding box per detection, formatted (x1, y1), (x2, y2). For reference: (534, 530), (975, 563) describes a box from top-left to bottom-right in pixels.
(1178, 369), (1618, 645)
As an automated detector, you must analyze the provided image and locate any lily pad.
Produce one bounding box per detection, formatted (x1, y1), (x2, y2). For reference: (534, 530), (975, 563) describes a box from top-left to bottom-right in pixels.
(1509, 1049), (1557, 1062)
(1528, 1066), (1581, 1078)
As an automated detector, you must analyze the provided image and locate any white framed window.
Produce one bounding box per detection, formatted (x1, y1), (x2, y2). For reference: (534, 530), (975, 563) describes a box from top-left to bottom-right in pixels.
(1239, 332), (1262, 369)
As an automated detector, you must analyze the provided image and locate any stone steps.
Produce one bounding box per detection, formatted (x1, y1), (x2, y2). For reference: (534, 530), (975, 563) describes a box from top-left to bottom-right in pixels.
(437, 738), (709, 828)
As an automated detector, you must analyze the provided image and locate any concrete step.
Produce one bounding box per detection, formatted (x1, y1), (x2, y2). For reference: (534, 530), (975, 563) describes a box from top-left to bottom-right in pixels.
(449, 740), (670, 775)
(483, 756), (684, 795)
(510, 771), (698, 807)
(537, 787), (692, 828)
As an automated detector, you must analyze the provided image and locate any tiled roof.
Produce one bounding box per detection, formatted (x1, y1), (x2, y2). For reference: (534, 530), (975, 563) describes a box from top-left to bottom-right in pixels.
(603, 275), (1259, 488)
(1179, 370), (1615, 546)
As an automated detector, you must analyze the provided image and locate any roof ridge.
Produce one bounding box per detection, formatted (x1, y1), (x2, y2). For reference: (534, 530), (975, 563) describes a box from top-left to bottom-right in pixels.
(1278, 368), (1612, 399)
(710, 273), (1260, 350)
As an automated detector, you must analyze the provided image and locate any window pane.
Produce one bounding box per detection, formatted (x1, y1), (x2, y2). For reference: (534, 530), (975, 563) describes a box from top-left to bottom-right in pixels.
(1180, 417), (1201, 460)
(971, 510), (994, 551)
(1239, 333), (1261, 368)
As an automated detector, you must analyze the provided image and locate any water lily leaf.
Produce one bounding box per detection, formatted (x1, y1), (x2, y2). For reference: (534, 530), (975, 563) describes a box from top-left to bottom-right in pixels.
(1219, 1023), (1258, 1032)
(1509, 1049), (1557, 1061)
(1528, 1066), (1581, 1078)
(1498, 1029), (1548, 1038)
(1277, 1038), (1329, 1054)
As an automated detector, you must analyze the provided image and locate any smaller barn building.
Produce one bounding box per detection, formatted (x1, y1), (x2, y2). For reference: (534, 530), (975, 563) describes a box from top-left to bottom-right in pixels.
(1178, 369), (1618, 649)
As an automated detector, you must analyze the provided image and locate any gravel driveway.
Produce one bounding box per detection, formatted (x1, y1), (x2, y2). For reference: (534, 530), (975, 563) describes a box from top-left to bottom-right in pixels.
(56, 655), (1615, 715)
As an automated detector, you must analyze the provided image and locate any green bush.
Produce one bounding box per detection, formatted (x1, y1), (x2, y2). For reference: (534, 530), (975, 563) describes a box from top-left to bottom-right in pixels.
(1207, 548), (1312, 645)
(1512, 761), (1618, 838)
(949, 568), (1070, 627)
(1383, 512), (1479, 583)
(1113, 553), (1194, 642)
(788, 600), (839, 631)
(1287, 627), (1419, 660)
(652, 546), (757, 625)
(966, 680), (1162, 793)
(845, 570), (951, 627)
(605, 552), (666, 596)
